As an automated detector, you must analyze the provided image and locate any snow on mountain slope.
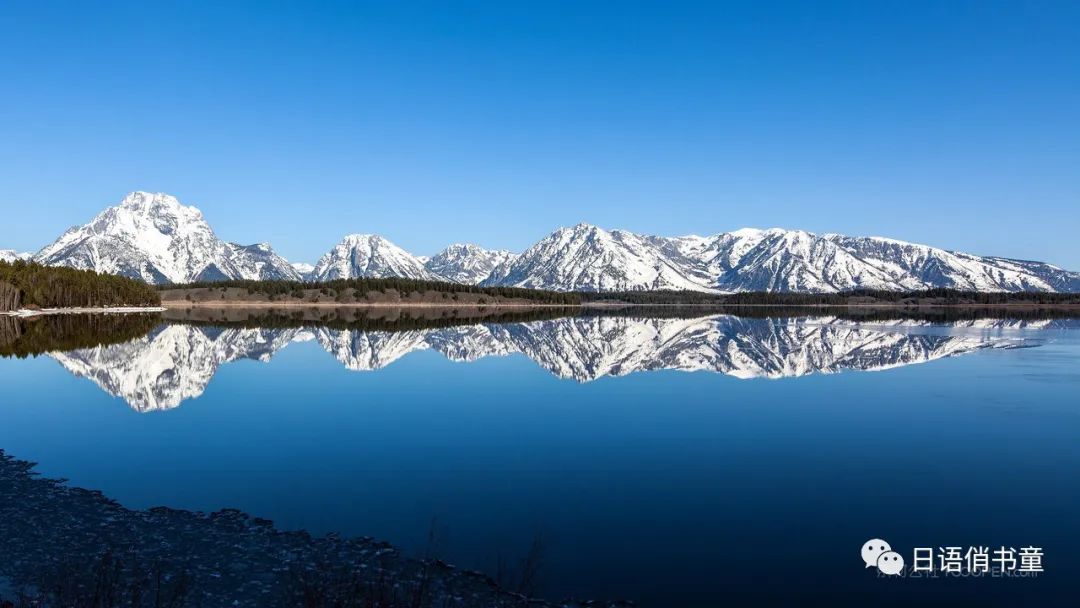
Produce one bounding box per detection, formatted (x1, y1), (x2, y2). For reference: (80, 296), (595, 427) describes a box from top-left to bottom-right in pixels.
(424, 244), (517, 284)
(480, 224), (1080, 293)
(310, 234), (441, 281)
(0, 250), (32, 263)
(33, 192), (300, 284)
(290, 262), (316, 281)
(698, 228), (909, 292)
(483, 223), (718, 292)
(222, 242), (302, 282)
(823, 234), (1080, 292)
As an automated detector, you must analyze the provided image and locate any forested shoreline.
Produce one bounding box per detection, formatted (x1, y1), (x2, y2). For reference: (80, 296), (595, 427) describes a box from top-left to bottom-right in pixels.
(162, 278), (1080, 307)
(4, 261), (1079, 312)
(160, 277), (583, 304)
(0, 261), (161, 311)
(583, 287), (1080, 306)
(166, 305), (583, 332)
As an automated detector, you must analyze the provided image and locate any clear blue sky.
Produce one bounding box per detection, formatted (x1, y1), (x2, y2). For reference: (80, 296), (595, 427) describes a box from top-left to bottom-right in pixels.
(1, 1), (1078, 267)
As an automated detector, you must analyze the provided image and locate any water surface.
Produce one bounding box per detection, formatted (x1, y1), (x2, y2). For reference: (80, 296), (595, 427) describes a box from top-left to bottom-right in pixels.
(1, 309), (1077, 605)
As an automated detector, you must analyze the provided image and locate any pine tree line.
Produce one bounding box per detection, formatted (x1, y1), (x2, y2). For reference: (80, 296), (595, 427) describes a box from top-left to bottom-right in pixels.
(171, 306), (583, 332)
(160, 277), (583, 304)
(0, 260), (161, 310)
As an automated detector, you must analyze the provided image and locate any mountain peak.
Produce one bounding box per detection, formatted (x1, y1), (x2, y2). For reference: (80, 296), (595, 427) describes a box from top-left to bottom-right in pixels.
(116, 191), (194, 215)
(487, 222), (716, 292)
(312, 233), (438, 282)
(568, 222), (602, 233)
(337, 233), (392, 246)
(440, 242), (482, 252)
(120, 190), (177, 204)
(425, 243), (518, 284)
(33, 192), (299, 284)
(726, 228), (766, 239)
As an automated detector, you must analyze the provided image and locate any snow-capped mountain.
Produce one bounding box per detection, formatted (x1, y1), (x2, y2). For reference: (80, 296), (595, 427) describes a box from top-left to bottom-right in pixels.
(484, 223), (715, 292)
(44, 315), (1052, 411)
(424, 244), (517, 284)
(484, 225), (1080, 293)
(290, 262), (316, 281)
(0, 250), (32, 263)
(822, 234), (1080, 293)
(310, 234), (441, 281)
(221, 242), (301, 282)
(683, 228), (891, 292)
(33, 192), (300, 284)
(18, 191), (1080, 292)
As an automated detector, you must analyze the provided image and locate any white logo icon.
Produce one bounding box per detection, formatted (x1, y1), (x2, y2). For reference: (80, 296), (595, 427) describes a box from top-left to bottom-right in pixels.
(877, 550), (905, 575)
(862, 538), (892, 569)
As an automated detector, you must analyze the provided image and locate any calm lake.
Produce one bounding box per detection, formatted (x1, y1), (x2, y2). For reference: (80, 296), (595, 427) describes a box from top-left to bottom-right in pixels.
(1, 308), (1078, 605)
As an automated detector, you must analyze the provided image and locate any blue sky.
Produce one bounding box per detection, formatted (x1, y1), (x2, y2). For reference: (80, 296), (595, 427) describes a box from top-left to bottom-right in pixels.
(1, 1), (1078, 267)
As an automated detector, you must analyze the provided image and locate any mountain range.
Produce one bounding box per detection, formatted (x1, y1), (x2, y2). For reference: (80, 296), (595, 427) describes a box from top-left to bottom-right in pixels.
(47, 316), (1050, 412)
(8, 191), (1080, 292)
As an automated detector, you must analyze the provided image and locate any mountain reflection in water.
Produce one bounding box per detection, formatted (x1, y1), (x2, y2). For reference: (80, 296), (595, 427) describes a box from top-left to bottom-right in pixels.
(4, 308), (1059, 412)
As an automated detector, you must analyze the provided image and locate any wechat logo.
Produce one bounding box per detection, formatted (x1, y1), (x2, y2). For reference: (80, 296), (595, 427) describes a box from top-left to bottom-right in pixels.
(863, 538), (905, 575)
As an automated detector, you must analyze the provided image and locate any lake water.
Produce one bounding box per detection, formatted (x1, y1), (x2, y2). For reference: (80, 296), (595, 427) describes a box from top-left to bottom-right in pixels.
(1, 309), (1078, 605)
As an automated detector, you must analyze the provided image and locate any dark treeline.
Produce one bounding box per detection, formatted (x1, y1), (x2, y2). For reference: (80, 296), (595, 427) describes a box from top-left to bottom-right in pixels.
(160, 280), (1080, 307)
(583, 287), (1080, 306)
(159, 277), (583, 304)
(168, 306), (583, 333)
(0, 260), (161, 310)
(582, 290), (730, 304)
(0, 313), (160, 359)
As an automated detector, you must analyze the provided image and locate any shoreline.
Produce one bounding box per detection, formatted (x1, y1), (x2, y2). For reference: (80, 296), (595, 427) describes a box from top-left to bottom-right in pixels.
(0, 449), (626, 608)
